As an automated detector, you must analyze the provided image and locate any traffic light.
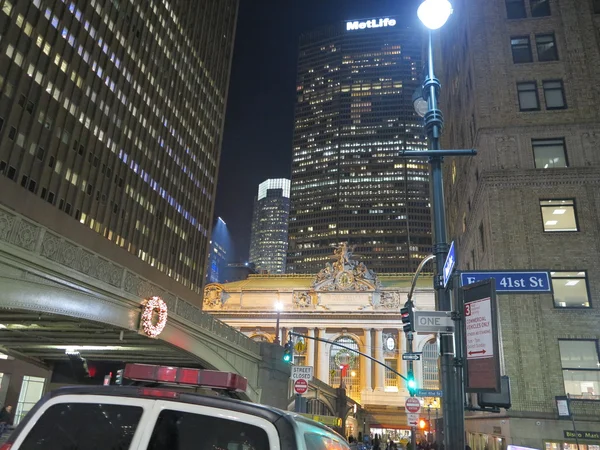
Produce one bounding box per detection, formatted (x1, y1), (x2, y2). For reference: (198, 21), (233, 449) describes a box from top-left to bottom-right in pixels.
(406, 371), (417, 396)
(401, 304), (414, 333)
(419, 419), (428, 430)
(115, 369), (124, 385)
(283, 342), (293, 363)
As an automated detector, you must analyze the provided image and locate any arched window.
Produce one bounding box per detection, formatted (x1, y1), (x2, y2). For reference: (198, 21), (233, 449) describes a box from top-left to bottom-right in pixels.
(329, 336), (361, 402)
(422, 339), (440, 389)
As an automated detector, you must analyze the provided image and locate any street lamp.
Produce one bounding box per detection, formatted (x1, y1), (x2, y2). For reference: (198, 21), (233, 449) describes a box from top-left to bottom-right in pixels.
(274, 301), (283, 345)
(408, 2), (473, 450)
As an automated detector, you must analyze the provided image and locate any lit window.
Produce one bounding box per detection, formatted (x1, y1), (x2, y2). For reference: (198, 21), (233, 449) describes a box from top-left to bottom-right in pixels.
(532, 138), (567, 168)
(540, 199), (577, 232)
(543, 80), (566, 109)
(559, 340), (599, 398)
(517, 81), (539, 111)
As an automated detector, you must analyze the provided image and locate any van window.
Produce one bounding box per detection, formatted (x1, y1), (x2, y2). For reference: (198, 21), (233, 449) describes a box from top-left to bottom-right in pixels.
(305, 433), (349, 450)
(19, 403), (143, 449)
(147, 409), (270, 450)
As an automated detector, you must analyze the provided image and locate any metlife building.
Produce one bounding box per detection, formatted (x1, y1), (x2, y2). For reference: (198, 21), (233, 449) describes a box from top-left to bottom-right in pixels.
(288, 17), (430, 275)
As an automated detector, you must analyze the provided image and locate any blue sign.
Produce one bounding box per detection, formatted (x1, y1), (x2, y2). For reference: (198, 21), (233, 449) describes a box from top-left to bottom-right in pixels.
(417, 389), (443, 398)
(442, 241), (456, 288)
(461, 271), (552, 293)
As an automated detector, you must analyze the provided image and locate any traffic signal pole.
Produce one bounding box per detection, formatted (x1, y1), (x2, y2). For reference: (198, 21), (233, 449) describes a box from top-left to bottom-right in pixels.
(407, 329), (417, 450)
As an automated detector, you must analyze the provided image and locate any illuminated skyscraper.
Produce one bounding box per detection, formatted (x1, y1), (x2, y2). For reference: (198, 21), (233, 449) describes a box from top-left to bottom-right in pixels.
(287, 18), (430, 274)
(0, 0), (238, 294)
(249, 178), (290, 274)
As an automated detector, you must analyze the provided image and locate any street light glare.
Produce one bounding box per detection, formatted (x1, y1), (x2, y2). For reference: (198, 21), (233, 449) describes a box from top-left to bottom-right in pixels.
(274, 301), (284, 311)
(417, 0), (453, 30)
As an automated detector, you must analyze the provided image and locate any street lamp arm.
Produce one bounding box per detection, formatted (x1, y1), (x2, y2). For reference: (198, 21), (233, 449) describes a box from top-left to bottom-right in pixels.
(408, 254), (436, 305)
(288, 331), (408, 382)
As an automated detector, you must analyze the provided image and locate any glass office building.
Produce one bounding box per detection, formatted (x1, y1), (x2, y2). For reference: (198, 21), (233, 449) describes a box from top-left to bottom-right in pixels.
(249, 178), (290, 274)
(288, 18), (430, 274)
(0, 0), (238, 293)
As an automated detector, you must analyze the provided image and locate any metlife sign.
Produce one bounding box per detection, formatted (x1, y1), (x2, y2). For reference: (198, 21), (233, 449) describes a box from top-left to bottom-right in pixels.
(346, 18), (397, 31)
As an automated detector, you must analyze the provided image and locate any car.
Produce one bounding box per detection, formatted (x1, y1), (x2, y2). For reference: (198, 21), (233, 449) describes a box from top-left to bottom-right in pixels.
(1, 364), (350, 450)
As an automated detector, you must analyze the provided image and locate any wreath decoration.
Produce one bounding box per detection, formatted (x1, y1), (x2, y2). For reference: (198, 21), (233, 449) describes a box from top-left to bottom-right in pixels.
(334, 349), (357, 369)
(141, 296), (168, 338)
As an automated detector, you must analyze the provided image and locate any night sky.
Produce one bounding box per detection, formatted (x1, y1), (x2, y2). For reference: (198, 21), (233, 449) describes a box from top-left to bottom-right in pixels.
(215, 0), (421, 262)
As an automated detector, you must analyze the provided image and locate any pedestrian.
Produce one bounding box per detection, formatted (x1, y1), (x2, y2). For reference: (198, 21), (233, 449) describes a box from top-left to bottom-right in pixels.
(0, 405), (12, 437)
(349, 436), (359, 450)
(373, 434), (381, 450)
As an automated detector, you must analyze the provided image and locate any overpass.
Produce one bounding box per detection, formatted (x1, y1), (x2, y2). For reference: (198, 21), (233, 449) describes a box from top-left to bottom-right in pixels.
(0, 204), (269, 402)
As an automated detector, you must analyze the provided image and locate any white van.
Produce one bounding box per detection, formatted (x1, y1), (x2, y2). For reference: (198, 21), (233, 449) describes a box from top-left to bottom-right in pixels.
(1, 381), (349, 450)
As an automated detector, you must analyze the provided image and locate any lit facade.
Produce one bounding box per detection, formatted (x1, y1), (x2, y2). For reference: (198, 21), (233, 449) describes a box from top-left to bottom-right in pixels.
(249, 178), (290, 274)
(439, 0), (600, 449)
(288, 18), (431, 275)
(0, 0), (238, 294)
(204, 244), (439, 434)
(207, 238), (227, 283)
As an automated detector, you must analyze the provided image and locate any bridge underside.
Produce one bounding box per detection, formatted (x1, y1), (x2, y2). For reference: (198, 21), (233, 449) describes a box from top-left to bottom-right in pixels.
(0, 309), (205, 368)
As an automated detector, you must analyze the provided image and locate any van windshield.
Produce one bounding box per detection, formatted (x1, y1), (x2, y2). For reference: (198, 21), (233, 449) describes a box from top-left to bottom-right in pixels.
(19, 403), (143, 450)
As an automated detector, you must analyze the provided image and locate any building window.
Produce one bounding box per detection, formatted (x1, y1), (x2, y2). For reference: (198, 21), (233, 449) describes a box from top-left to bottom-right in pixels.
(532, 138), (567, 168)
(511, 37), (532, 63)
(540, 199), (578, 232)
(479, 223), (485, 252)
(506, 0), (526, 18)
(530, 0), (551, 16)
(543, 80), (566, 109)
(517, 82), (539, 111)
(594, 0), (600, 14)
(15, 375), (46, 425)
(559, 340), (599, 399)
(422, 340), (440, 389)
(552, 272), (590, 308)
(536, 34), (558, 61)
(384, 358), (399, 392)
(329, 336), (360, 402)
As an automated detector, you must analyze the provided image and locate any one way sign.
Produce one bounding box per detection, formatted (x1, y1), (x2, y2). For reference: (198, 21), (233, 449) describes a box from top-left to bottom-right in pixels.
(442, 241), (455, 289)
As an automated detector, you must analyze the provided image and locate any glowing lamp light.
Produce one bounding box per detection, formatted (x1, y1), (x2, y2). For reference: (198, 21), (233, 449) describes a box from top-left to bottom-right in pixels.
(417, 0), (453, 30)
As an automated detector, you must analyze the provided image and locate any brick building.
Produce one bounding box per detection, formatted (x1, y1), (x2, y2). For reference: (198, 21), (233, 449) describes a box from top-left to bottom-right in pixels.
(438, 0), (600, 449)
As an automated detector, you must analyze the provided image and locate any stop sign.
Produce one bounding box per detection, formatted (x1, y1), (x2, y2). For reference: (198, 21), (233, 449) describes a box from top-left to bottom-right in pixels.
(294, 378), (308, 394)
(405, 397), (421, 413)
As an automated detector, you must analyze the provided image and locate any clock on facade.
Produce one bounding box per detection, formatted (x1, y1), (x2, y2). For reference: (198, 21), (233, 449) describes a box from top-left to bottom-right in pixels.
(385, 337), (396, 351)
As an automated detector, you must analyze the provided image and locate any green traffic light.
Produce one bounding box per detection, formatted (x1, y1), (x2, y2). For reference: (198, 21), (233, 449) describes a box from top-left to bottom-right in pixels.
(283, 353), (292, 362)
(408, 379), (417, 389)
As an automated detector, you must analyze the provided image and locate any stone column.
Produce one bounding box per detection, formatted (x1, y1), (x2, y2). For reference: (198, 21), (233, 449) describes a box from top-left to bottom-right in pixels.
(317, 328), (328, 383)
(364, 328), (372, 391)
(374, 328), (384, 391)
(306, 328), (315, 367)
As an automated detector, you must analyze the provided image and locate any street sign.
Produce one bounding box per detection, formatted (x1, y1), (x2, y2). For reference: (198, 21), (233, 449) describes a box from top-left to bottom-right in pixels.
(417, 389), (443, 398)
(465, 298), (494, 359)
(413, 311), (454, 333)
(461, 270), (551, 293)
(405, 397), (422, 414)
(462, 279), (501, 393)
(294, 378), (308, 394)
(402, 353), (421, 361)
(291, 365), (313, 382)
(407, 413), (420, 427)
(443, 241), (456, 288)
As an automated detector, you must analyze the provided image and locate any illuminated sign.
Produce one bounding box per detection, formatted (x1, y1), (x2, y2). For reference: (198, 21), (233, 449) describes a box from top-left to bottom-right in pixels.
(346, 18), (397, 31)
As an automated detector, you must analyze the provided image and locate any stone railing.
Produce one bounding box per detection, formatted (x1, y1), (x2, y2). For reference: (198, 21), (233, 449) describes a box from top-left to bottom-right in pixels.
(0, 204), (260, 355)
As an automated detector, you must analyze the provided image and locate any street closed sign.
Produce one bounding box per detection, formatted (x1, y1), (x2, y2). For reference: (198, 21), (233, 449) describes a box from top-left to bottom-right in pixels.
(294, 378), (308, 394)
(291, 366), (313, 381)
(405, 397), (421, 414)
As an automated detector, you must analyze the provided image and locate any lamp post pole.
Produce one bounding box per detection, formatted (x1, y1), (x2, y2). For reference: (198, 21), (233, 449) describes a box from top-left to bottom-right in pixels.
(409, 1), (475, 449)
(274, 301), (283, 345)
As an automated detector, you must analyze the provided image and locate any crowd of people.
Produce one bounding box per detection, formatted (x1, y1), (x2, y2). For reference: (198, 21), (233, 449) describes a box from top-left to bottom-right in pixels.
(346, 433), (461, 450)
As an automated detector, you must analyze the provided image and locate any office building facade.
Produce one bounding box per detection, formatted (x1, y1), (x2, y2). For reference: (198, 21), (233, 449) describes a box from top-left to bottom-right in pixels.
(287, 18), (431, 275)
(0, 0), (238, 294)
(249, 178), (290, 274)
(439, 0), (600, 449)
